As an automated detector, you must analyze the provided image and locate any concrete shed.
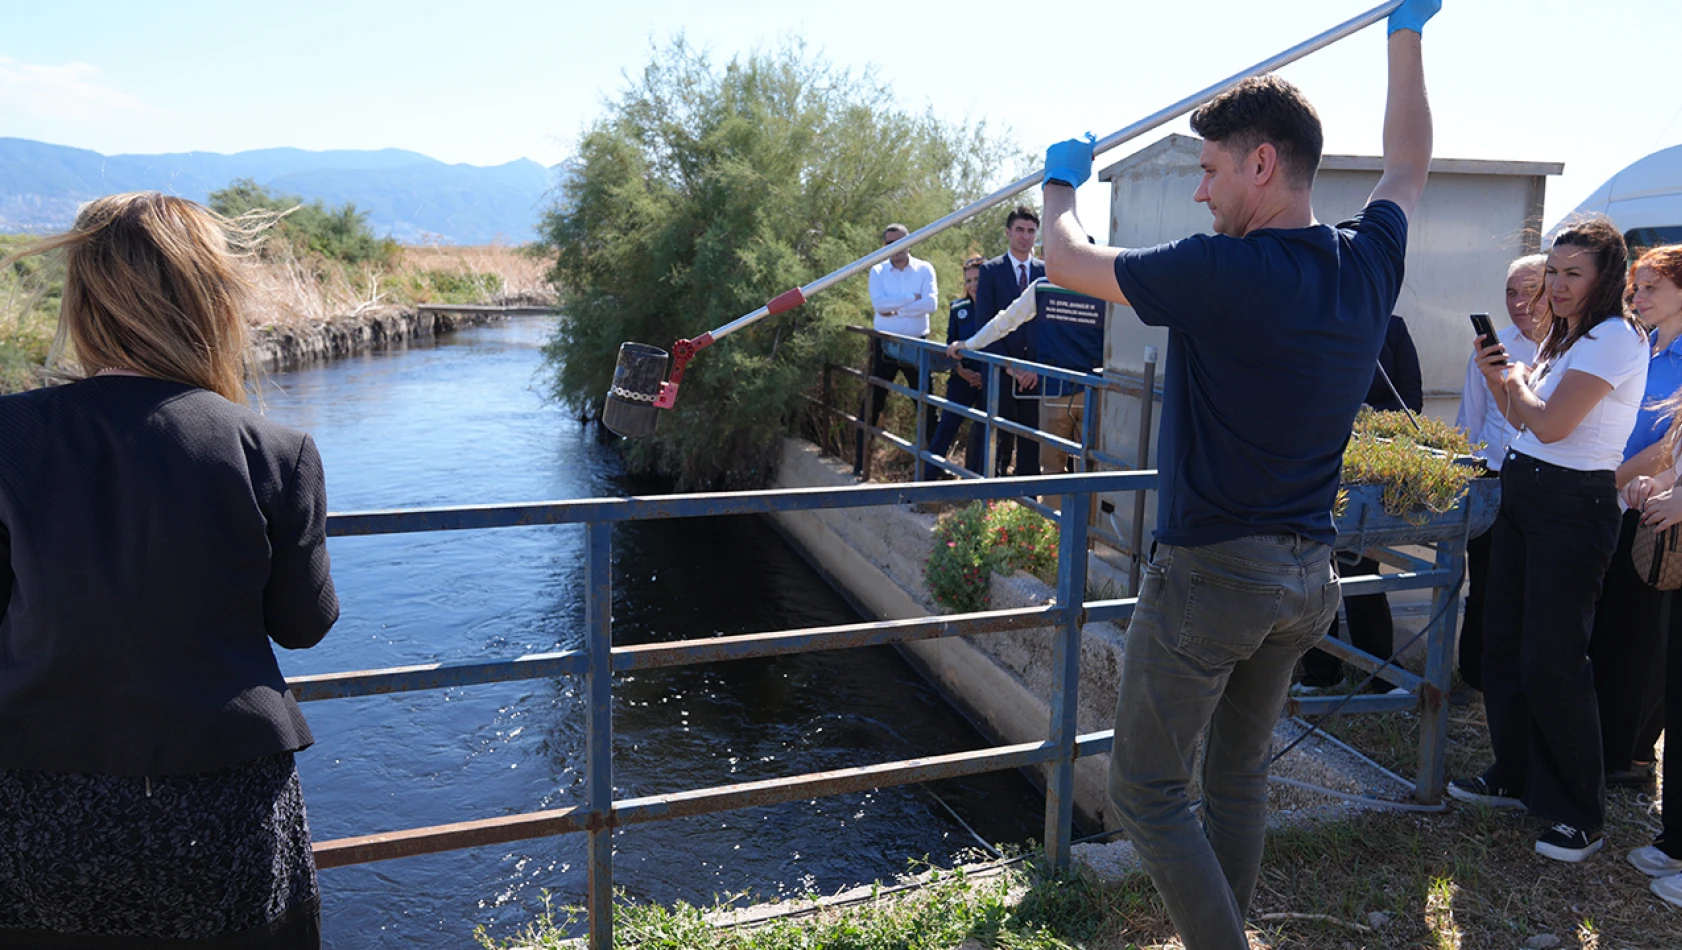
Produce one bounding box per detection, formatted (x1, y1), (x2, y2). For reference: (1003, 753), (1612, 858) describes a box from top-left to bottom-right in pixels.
(1092, 132), (1562, 556)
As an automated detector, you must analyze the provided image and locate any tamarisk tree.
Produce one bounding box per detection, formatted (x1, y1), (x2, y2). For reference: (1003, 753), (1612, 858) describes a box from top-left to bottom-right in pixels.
(539, 37), (1018, 489)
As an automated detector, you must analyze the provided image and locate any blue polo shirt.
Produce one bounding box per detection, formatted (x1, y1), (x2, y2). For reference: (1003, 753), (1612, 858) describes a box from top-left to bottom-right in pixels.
(1112, 200), (1408, 547)
(1623, 332), (1682, 461)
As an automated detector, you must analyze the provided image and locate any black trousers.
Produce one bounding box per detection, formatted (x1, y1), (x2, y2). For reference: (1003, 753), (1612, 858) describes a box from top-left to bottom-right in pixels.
(927, 371), (986, 475)
(855, 339), (936, 475)
(1458, 469), (1501, 690)
(993, 381), (1040, 477)
(1588, 509), (1669, 771)
(1661, 585), (1682, 856)
(1481, 452), (1619, 832)
(1302, 556), (1393, 687)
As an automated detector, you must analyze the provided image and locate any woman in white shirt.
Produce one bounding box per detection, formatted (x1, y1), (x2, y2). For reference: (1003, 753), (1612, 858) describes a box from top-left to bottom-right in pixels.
(1448, 219), (1648, 864)
(1454, 254), (1545, 691)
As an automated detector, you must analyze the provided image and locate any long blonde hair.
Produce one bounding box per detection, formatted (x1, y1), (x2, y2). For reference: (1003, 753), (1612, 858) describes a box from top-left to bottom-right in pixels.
(2, 192), (255, 404)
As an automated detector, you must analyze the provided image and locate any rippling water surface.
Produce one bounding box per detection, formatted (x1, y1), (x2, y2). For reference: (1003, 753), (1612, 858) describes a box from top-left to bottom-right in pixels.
(263, 319), (1042, 948)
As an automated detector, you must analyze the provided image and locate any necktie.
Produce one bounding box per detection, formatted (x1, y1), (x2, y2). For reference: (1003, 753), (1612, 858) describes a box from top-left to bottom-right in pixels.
(1017, 262), (1028, 292)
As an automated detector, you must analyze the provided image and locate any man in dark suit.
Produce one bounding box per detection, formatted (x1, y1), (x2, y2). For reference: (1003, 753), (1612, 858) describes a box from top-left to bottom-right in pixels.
(974, 206), (1045, 476)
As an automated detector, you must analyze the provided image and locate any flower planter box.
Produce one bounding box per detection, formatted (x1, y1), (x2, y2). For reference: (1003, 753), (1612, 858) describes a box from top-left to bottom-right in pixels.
(1334, 473), (1499, 553)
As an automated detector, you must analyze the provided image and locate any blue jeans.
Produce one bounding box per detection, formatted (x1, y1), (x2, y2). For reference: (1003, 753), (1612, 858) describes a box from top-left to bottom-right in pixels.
(1110, 534), (1340, 950)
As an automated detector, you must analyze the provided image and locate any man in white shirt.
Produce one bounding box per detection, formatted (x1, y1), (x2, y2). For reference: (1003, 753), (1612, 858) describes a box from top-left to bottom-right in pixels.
(856, 223), (939, 476)
(1454, 254), (1544, 692)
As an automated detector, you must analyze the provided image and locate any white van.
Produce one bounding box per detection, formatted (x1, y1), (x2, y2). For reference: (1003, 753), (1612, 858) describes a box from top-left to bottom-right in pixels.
(1564, 143), (1682, 251)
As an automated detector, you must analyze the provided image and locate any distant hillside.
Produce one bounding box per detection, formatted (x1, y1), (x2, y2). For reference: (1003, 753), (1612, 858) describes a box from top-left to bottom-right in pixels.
(0, 138), (561, 244)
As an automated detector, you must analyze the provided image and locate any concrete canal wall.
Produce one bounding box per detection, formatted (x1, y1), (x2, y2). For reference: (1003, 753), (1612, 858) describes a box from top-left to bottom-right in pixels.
(250, 306), (513, 372)
(767, 439), (1127, 831)
(767, 438), (1416, 835)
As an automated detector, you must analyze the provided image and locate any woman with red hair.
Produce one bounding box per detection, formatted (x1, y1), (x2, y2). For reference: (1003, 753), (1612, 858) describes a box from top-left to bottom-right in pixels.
(1611, 246), (1682, 902)
(1588, 245), (1682, 794)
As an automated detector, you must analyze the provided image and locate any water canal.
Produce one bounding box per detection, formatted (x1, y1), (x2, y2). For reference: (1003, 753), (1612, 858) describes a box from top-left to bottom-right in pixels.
(264, 317), (1044, 948)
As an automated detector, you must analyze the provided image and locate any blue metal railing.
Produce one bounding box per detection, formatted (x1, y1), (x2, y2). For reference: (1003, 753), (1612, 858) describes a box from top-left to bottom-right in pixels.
(827, 328), (1133, 487)
(296, 468), (1468, 950)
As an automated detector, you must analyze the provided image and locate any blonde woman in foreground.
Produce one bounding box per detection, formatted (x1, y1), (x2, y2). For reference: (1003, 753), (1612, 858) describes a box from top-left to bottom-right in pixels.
(0, 193), (339, 948)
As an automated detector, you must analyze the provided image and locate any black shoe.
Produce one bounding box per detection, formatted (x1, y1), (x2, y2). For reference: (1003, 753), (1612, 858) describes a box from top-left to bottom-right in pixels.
(1296, 669), (1342, 690)
(1607, 762), (1657, 789)
(1446, 776), (1524, 809)
(1535, 823), (1603, 862)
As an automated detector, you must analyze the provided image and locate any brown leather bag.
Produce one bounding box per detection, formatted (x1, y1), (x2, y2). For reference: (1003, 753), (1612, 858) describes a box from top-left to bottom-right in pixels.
(1631, 521), (1682, 590)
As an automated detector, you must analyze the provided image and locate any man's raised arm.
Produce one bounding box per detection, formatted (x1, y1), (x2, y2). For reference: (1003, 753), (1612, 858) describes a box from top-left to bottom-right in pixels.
(1042, 179), (1129, 307)
(1039, 135), (1127, 304)
(1368, 0), (1440, 217)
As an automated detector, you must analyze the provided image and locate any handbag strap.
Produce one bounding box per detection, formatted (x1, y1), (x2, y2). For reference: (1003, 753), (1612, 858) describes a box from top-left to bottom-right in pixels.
(1648, 527), (1671, 586)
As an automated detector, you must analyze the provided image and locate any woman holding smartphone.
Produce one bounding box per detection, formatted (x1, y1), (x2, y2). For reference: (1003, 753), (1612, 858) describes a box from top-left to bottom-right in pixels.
(1448, 218), (1648, 863)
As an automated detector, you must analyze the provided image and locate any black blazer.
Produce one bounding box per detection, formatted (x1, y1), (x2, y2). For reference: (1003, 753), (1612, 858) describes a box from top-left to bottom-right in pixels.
(1366, 314), (1424, 413)
(974, 253), (1046, 360)
(0, 376), (339, 776)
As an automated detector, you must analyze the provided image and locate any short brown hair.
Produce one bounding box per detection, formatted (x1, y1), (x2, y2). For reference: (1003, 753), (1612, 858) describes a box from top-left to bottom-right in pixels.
(1189, 75), (1323, 190)
(1005, 206), (1039, 229)
(5, 193), (255, 403)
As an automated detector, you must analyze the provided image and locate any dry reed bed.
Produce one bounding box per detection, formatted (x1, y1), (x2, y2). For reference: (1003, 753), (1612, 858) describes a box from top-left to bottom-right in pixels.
(245, 243), (554, 330)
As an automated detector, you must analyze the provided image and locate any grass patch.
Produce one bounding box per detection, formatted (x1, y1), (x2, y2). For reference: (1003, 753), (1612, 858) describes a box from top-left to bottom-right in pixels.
(0, 233), (60, 393)
(478, 859), (1165, 950)
(483, 697), (1682, 948)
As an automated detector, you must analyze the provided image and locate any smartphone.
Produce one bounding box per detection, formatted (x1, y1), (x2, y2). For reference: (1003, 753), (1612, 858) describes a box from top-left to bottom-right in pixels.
(1470, 312), (1507, 365)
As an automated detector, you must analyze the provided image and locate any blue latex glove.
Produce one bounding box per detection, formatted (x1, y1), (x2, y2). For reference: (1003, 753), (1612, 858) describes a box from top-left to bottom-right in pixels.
(1387, 0), (1440, 35)
(1044, 133), (1096, 189)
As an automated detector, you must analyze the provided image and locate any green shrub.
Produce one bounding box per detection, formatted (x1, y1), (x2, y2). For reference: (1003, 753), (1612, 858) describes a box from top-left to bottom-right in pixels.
(538, 36), (1022, 490)
(926, 500), (1059, 613)
(208, 178), (399, 266)
(403, 268), (502, 303)
(988, 499), (1058, 579)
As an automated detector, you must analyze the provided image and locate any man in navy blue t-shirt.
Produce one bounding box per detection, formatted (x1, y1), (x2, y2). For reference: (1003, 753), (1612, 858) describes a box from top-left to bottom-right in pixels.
(1038, 3), (1440, 947)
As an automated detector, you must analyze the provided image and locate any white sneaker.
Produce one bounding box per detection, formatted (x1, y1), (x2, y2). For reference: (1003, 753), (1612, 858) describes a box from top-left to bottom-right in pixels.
(1651, 872), (1682, 909)
(1629, 845), (1682, 877)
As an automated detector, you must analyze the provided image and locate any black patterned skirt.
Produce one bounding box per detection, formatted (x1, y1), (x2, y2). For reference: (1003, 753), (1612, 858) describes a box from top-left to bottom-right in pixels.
(0, 751), (320, 948)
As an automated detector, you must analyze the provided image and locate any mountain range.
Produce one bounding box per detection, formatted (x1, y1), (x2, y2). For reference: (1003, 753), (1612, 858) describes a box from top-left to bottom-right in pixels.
(0, 137), (564, 245)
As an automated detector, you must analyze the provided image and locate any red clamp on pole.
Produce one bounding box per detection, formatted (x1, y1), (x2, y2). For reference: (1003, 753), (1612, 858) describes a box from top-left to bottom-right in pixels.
(653, 332), (714, 409)
(766, 286), (806, 315)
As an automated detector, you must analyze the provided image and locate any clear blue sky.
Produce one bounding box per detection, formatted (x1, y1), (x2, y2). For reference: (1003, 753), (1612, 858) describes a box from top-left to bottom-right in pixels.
(3, 0), (1678, 229)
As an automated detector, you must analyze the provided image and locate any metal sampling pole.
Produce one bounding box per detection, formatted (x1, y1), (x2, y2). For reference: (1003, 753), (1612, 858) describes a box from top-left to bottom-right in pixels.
(706, 0), (1406, 343)
(605, 0), (1406, 431)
